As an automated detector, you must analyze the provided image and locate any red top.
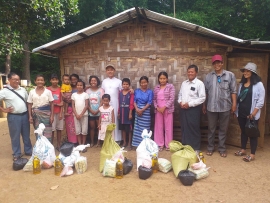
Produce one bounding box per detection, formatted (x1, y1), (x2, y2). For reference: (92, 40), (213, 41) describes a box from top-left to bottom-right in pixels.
(47, 86), (62, 114)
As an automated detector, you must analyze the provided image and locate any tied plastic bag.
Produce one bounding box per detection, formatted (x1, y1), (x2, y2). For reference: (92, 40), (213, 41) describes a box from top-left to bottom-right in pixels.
(111, 148), (126, 163)
(178, 169), (196, 186)
(99, 124), (121, 172)
(158, 158), (172, 173)
(103, 159), (116, 177)
(245, 119), (260, 137)
(169, 140), (197, 177)
(191, 160), (206, 170)
(188, 167), (210, 180)
(75, 156), (87, 174)
(136, 129), (158, 170)
(138, 165), (152, 180)
(13, 158), (28, 171)
(141, 154), (152, 169)
(23, 123), (56, 171)
(60, 142), (74, 157)
(123, 158), (133, 175)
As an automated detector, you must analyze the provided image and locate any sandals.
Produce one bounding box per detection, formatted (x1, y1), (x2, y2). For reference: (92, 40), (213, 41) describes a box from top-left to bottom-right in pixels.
(243, 155), (254, 162)
(219, 151), (227, 158)
(126, 146), (132, 151)
(165, 148), (170, 151)
(234, 150), (246, 156)
(206, 151), (213, 156)
(159, 147), (164, 152)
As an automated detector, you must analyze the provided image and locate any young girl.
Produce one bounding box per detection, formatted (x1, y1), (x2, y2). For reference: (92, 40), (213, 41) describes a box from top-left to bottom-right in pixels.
(132, 76), (153, 147)
(86, 75), (104, 147)
(28, 74), (54, 142)
(71, 79), (89, 152)
(118, 78), (134, 150)
(153, 72), (175, 151)
(97, 94), (115, 147)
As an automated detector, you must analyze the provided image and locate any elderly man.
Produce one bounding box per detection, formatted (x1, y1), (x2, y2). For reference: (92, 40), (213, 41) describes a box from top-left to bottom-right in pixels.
(203, 55), (237, 158)
(0, 72), (32, 161)
(178, 65), (206, 152)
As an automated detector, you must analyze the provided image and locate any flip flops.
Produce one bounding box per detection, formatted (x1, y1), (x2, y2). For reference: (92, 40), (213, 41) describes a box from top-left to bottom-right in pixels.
(234, 150), (246, 156)
(243, 155), (254, 162)
(219, 151), (227, 158)
(206, 151), (213, 156)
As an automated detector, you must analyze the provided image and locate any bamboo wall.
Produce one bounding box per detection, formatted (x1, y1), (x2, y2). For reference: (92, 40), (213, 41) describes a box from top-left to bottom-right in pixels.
(59, 20), (268, 147)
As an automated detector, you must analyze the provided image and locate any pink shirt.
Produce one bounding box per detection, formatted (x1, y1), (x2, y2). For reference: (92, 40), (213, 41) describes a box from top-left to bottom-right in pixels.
(153, 83), (175, 113)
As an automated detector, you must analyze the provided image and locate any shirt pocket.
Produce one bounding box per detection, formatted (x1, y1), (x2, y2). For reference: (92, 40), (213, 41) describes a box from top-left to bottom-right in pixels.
(220, 81), (229, 90)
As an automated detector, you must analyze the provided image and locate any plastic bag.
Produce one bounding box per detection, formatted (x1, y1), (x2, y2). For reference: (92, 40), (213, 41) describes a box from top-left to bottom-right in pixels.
(178, 169), (196, 186)
(111, 148), (126, 163)
(13, 158), (28, 171)
(191, 160), (206, 170)
(169, 140), (197, 177)
(158, 158), (172, 173)
(60, 166), (73, 177)
(188, 167), (210, 180)
(136, 129), (158, 170)
(123, 158), (133, 175)
(99, 124), (121, 172)
(23, 123), (56, 171)
(141, 154), (152, 169)
(103, 159), (116, 177)
(75, 156), (87, 174)
(60, 142), (74, 156)
(138, 165), (152, 180)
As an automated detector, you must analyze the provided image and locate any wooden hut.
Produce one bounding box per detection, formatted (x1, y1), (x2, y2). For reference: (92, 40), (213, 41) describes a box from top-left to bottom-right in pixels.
(33, 7), (270, 147)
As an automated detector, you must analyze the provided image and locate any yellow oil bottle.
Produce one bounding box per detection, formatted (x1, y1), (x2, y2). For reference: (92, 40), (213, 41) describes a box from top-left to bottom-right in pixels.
(199, 152), (205, 163)
(152, 154), (158, 173)
(54, 156), (62, 176)
(115, 159), (123, 179)
(33, 156), (41, 174)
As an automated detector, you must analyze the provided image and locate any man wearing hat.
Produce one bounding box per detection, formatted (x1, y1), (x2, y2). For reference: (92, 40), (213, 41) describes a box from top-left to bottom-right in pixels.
(203, 55), (237, 157)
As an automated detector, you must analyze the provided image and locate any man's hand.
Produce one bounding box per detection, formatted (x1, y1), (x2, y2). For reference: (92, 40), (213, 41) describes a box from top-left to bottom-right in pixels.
(202, 104), (206, 114)
(1, 107), (14, 113)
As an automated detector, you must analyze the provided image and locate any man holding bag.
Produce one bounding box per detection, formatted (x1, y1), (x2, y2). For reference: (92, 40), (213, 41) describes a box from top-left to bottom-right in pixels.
(0, 72), (32, 161)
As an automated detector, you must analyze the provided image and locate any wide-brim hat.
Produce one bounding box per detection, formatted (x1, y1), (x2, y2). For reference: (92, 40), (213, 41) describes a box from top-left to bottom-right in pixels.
(105, 64), (115, 70)
(212, 55), (223, 63)
(240, 62), (257, 74)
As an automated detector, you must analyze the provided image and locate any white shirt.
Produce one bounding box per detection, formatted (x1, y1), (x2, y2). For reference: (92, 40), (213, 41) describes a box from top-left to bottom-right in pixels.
(178, 77), (206, 107)
(71, 92), (89, 116)
(0, 85), (28, 113)
(27, 88), (54, 108)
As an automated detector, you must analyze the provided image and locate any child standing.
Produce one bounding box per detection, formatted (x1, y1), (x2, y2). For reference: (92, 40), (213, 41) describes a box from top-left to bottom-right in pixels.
(118, 78), (134, 150)
(61, 74), (72, 115)
(97, 94), (115, 147)
(47, 73), (63, 151)
(28, 74), (54, 142)
(153, 72), (175, 151)
(71, 79), (89, 152)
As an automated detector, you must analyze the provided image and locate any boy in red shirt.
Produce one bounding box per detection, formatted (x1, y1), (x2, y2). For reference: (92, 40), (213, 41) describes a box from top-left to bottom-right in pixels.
(47, 73), (63, 150)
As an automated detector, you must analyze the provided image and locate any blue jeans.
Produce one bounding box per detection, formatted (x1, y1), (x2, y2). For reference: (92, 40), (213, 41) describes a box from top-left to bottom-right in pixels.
(7, 113), (32, 157)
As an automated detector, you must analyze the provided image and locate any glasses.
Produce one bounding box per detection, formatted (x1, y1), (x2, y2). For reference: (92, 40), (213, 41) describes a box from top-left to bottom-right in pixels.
(217, 76), (221, 83)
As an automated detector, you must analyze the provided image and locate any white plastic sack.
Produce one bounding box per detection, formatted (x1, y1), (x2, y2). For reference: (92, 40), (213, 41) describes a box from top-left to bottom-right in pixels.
(23, 123), (56, 171)
(136, 129), (158, 170)
(111, 148), (126, 163)
(103, 159), (116, 177)
(191, 160), (206, 170)
(75, 156), (87, 174)
(158, 158), (172, 173)
(188, 167), (210, 180)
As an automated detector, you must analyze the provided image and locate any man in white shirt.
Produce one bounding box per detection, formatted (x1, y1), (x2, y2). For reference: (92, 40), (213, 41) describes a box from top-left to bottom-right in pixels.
(0, 72), (32, 161)
(178, 65), (206, 151)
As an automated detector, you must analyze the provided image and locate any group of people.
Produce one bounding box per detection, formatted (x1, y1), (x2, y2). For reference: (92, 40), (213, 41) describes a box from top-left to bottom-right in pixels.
(0, 54), (265, 164)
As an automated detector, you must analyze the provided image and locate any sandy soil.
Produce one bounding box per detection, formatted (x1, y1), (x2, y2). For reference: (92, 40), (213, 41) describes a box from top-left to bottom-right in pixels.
(0, 118), (270, 203)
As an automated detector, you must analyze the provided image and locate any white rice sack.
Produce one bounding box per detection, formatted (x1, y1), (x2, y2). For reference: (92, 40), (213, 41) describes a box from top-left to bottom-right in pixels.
(103, 159), (116, 178)
(188, 167), (210, 180)
(158, 158), (172, 173)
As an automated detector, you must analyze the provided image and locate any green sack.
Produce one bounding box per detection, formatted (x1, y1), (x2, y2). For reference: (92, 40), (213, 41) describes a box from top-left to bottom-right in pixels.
(99, 124), (121, 172)
(169, 140), (197, 177)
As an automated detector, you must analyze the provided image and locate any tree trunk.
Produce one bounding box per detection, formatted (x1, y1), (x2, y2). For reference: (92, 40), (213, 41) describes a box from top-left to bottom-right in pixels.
(22, 41), (30, 82)
(5, 54), (11, 75)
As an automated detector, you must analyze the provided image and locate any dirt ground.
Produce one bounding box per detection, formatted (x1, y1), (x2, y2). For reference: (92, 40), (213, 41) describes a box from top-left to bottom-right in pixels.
(0, 118), (270, 203)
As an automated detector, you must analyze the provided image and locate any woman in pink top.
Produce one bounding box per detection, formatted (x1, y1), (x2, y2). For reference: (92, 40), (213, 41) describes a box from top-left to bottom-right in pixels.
(153, 72), (175, 151)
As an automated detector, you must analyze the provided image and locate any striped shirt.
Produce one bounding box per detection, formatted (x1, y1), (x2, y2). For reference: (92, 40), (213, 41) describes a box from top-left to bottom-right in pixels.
(204, 70), (237, 112)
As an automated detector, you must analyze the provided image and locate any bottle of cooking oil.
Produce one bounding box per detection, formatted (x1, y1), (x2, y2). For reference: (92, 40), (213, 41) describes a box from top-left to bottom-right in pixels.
(152, 154), (158, 173)
(33, 156), (41, 174)
(199, 152), (205, 163)
(54, 156), (62, 176)
(115, 159), (123, 179)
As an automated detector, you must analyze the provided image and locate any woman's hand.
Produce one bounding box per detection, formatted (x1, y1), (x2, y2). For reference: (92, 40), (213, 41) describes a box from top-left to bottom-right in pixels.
(247, 114), (255, 120)
(29, 116), (33, 124)
(50, 115), (54, 124)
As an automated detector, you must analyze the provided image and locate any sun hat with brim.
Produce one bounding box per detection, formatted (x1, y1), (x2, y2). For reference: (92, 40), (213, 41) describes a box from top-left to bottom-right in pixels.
(240, 62), (257, 74)
(212, 55), (223, 63)
(105, 64), (115, 70)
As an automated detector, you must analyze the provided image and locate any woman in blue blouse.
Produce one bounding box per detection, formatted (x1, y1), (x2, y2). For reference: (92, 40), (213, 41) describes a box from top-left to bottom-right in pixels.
(132, 76), (153, 147)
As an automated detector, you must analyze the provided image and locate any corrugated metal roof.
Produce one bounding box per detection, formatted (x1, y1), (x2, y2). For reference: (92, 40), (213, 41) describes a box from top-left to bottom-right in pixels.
(33, 7), (270, 55)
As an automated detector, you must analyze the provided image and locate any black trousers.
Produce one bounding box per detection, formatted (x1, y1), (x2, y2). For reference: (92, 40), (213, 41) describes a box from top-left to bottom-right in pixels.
(237, 117), (258, 154)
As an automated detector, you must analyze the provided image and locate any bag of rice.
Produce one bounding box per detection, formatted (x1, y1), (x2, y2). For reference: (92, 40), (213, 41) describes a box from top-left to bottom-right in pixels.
(75, 156), (87, 174)
(188, 167), (210, 180)
(158, 158), (172, 173)
(103, 159), (116, 178)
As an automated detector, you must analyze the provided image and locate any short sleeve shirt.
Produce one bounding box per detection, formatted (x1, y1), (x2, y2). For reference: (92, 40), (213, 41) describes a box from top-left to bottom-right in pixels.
(27, 88), (54, 108)
(47, 86), (61, 114)
(71, 92), (89, 116)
